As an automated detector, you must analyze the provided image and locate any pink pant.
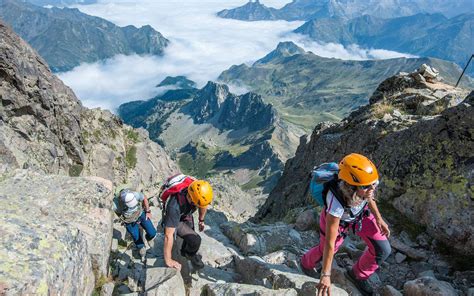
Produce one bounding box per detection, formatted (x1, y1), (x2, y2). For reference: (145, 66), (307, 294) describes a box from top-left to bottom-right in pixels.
(301, 209), (391, 280)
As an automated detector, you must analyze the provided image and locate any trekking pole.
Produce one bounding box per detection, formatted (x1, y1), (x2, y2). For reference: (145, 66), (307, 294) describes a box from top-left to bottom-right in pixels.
(455, 54), (474, 87)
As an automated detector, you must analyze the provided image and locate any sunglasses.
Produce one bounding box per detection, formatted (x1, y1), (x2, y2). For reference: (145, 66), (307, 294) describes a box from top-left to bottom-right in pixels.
(358, 180), (379, 190)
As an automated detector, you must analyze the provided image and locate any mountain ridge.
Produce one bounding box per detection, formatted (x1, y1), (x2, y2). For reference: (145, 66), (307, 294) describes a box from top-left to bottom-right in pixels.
(217, 0), (474, 21)
(294, 12), (474, 74)
(218, 41), (473, 130)
(0, 0), (169, 72)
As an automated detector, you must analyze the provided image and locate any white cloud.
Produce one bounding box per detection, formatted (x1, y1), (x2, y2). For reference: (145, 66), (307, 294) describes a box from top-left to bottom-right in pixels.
(59, 0), (415, 111)
(287, 34), (418, 60)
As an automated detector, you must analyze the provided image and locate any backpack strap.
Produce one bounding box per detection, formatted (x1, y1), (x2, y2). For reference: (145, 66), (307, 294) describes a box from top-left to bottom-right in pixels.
(322, 176), (349, 209)
(323, 177), (366, 231)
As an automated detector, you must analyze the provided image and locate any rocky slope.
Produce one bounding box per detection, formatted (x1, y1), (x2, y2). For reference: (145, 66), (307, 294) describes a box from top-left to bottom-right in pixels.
(0, 0), (168, 72)
(0, 21), (177, 191)
(119, 79), (303, 194)
(217, 0), (474, 21)
(219, 41), (472, 130)
(294, 13), (474, 75)
(0, 19), (178, 294)
(255, 65), (473, 259)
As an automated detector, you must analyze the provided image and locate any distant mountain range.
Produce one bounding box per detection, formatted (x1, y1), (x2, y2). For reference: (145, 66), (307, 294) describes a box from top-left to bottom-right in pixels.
(218, 0), (474, 21)
(295, 13), (474, 75)
(218, 41), (472, 130)
(25, 0), (97, 6)
(0, 0), (168, 72)
(119, 78), (303, 192)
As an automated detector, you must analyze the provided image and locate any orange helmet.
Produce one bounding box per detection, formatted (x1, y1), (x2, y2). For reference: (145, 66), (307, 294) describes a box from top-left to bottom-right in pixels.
(188, 180), (213, 208)
(338, 153), (379, 186)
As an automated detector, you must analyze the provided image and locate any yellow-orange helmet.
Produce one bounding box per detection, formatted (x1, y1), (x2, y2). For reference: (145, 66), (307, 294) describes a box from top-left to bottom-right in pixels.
(338, 153), (379, 186)
(188, 180), (213, 208)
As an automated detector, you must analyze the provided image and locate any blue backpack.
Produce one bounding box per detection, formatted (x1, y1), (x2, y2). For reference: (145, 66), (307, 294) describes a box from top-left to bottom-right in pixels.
(309, 162), (339, 206)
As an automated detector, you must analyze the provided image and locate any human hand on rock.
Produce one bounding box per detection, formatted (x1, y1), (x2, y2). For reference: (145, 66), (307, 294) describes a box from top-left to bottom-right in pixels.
(166, 259), (182, 271)
(317, 275), (331, 296)
(198, 221), (205, 232)
(146, 212), (152, 220)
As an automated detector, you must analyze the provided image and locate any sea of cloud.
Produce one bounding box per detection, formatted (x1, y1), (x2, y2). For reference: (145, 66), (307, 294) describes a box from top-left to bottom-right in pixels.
(59, 0), (415, 111)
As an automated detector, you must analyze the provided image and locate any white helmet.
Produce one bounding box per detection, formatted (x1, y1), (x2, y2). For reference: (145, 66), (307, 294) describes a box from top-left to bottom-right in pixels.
(120, 190), (138, 208)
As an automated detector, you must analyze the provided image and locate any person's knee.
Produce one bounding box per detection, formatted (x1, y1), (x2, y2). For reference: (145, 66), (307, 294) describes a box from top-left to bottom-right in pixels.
(375, 240), (391, 264)
(185, 233), (201, 251)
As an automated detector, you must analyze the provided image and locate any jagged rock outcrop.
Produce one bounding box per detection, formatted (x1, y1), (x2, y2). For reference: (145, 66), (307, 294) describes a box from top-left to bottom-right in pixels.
(0, 21), (84, 174)
(0, 21), (178, 190)
(186, 81), (276, 132)
(0, 170), (113, 295)
(255, 67), (473, 256)
(119, 80), (301, 193)
(0, 0), (168, 72)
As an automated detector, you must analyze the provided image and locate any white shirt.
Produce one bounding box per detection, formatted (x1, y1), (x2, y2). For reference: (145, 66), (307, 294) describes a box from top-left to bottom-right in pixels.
(326, 190), (367, 222)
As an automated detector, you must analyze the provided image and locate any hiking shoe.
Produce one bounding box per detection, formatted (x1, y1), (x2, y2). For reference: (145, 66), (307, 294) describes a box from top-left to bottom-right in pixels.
(299, 258), (321, 278)
(300, 263), (321, 278)
(187, 254), (204, 270)
(139, 247), (146, 262)
(345, 269), (374, 296)
(147, 237), (155, 250)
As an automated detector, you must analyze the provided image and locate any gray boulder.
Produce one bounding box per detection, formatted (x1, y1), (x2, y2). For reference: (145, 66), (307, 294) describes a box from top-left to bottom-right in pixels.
(404, 276), (457, 296)
(202, 283), (298, 296)
(143, 268), (186, 295)
(221, 221), (303, 255)
(294, 209), (318, 231)
(380, 285), (403, 296)
(0, 170), (113, 295)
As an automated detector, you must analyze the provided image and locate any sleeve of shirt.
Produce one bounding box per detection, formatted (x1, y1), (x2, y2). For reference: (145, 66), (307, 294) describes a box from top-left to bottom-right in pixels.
(325, 191), (344, 218)
(112, 197), (122, 215)
(163, 198), (180, 228)
(134, 192), (145, 202)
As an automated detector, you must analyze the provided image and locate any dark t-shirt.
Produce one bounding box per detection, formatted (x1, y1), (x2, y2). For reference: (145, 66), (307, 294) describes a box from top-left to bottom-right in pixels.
(163, 190), (196, 228)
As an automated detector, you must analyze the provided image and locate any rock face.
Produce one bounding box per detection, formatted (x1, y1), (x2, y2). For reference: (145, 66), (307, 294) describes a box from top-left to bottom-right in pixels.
(0, 22), (179, 294)
(255, 67), (473, 256)
(0, 21), (178, 191)
(218, 41), (472, 131)
(0, 0), (168, 72)
(0, 170), (113, 295)
(0, 21), (84, 174)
